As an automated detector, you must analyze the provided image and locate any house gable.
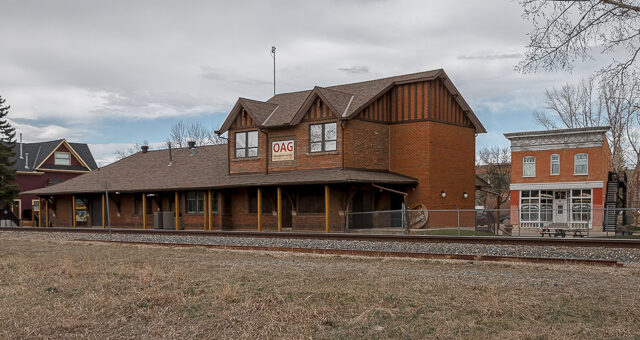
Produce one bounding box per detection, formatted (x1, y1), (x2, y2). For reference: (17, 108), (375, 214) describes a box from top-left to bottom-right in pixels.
(36, 140), (91, 172)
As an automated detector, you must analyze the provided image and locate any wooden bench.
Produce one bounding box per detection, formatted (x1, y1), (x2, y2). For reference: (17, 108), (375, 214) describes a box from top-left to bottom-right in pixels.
(540, 228), (556, 237)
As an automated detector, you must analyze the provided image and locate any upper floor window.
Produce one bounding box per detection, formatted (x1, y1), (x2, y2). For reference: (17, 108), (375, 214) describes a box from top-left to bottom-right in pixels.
(235, 130), (258, 158)
(550, 154), (560, 175)
(523, 156), (535, 177)
(54, 152), (71, 166)
(574, 153), (588, 175)
(310, 122), (337, 153)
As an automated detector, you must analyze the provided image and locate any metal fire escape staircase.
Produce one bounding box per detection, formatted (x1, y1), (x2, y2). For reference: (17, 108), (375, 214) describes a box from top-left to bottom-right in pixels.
(603, 172), (627, 232)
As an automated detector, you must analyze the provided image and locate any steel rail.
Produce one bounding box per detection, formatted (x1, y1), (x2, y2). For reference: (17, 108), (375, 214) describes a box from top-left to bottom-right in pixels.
(74, 239), (623, 267)
(1, 226), (640, 248)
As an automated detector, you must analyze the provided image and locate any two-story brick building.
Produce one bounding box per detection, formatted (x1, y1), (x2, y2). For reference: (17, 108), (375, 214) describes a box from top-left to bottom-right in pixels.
(26, 69), (485, 231)
(504, 127), (613, 231)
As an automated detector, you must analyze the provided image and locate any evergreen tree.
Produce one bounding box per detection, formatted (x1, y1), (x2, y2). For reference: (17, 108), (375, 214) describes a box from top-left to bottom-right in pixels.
(0, 95), (19, 207)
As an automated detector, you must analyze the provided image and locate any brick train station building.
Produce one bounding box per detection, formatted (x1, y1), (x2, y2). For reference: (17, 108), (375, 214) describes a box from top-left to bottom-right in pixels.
(27, 69), (485, 231)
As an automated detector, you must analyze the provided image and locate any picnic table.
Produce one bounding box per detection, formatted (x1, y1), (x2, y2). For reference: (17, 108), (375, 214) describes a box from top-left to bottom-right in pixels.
(540, 228), (587, 238)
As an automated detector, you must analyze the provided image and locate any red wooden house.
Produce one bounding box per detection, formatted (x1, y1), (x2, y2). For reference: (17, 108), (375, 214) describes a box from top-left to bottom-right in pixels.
(6, 139), (97, 226)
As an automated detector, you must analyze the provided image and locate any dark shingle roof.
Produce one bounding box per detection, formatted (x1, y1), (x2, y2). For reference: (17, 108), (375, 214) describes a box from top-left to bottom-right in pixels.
(10, 139), (97, 172)
(219, 69), (486, 133)
(25, 144), (417, 195)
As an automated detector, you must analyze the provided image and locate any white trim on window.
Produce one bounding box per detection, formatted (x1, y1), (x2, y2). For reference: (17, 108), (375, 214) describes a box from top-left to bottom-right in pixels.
(54, 151), (71, 166)
(550, 154), (560, 176)
(523, 156), (536, 177)
(574, 153), (588, 175)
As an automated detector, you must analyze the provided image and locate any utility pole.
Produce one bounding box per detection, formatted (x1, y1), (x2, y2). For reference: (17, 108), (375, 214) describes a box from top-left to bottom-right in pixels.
(271, 46), (276, 96)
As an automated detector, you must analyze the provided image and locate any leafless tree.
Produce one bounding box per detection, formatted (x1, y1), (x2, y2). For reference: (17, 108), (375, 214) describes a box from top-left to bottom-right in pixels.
(517, 0), (640, 79)
(114, 141), (149, 160)
(166, 121), (227, 147)
(535, 73), (638, 173)
(477, 146), (511, 232)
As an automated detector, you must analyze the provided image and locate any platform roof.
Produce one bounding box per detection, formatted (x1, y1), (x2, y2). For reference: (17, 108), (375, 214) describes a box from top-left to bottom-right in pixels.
(25, 144), (417, 196)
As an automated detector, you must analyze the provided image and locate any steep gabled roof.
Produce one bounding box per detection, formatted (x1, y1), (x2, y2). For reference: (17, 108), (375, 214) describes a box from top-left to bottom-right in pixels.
(217, 69), (486, 133)
(10, 139), (97, 173)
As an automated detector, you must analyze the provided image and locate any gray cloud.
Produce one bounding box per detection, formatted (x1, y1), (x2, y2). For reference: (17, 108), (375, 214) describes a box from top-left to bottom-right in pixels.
(338, 66), (370, 75)
(458, 53), (523, 60)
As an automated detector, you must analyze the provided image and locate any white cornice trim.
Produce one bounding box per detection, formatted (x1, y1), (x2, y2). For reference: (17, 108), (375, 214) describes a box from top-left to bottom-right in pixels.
(511, 181), (604, 190)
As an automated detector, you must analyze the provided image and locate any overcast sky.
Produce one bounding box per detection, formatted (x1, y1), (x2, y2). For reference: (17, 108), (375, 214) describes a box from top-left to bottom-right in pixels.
(0, 0), (603, 165)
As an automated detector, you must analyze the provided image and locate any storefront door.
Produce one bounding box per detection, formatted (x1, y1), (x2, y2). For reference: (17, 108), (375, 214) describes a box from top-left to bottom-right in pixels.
(553, 191), (567, 224)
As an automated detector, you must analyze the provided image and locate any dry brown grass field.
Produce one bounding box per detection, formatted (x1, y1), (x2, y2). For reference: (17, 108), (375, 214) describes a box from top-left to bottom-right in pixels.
(0, 237), (639, 339)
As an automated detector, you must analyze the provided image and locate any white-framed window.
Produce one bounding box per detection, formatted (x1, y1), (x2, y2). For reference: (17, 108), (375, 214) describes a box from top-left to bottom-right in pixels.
(54, 152), (71, 166)
(570, 189), (591, 226)
(523, 156), (536, 177)
(574, 153), (588, 175)
(235, 130), (258, 158)
(550, 154), (560, 175)
(310, 122), (337, 153)
(520, 190), (553, 225)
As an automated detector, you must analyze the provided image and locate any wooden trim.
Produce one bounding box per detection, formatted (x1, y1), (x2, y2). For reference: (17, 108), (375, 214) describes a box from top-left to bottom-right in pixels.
(16, 171), (44, 175)
(101, 194), (105, 228)
(72, 195), (76, 228)
(174, 192), (179, 230)
(142, 193), (146, 229)
(208, 190), (213, 231)
(45, 199), (48, 228)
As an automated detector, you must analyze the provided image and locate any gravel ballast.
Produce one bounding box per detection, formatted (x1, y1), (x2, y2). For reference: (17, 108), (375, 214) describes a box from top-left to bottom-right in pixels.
(3, 230), (640, 264)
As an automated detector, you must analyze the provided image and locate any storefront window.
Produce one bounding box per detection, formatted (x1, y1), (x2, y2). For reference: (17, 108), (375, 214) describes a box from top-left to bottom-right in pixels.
(520, 190), (553, 224)
(570, 189), (591, 222)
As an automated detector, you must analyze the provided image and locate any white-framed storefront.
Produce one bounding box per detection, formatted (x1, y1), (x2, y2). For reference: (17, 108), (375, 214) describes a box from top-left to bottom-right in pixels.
(511, 181), (603, 229)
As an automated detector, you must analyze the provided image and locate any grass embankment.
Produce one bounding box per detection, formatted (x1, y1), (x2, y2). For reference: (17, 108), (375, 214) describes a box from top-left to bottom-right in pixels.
(0, 237), (639, 339)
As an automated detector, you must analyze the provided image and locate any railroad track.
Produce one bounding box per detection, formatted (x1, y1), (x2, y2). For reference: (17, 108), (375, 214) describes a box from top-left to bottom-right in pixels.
(76, 239), (624, 267)
(2, 226), (639, 248)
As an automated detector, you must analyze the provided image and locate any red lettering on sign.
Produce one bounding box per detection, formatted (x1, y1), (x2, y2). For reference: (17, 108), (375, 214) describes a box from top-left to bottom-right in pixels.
(286, 141), (293, 152)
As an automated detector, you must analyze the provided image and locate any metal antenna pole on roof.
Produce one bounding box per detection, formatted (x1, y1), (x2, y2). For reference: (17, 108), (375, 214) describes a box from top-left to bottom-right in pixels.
(271, 46), (276, 96)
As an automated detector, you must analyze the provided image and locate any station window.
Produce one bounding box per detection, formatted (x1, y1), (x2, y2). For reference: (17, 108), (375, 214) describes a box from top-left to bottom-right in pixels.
(550, 154), (559, 175)
(248, 188), (274, 213)
(298, 188), (324, 213)
(574, 153), (588, 175)
(235, 131), (258, 158)
(54, 152), (71, 166)
(523, 156), (536, 177)
(186, 191), (205, 214)
(310, 122), (337, 153)
(520, 190), (553, 225)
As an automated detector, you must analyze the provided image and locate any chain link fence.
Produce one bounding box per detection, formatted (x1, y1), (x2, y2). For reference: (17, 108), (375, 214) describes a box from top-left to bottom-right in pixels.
(345, 207), (640, 238)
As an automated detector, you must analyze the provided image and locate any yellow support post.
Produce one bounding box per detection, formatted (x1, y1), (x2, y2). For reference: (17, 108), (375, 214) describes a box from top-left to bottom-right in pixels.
(277, 187), (282, 232)
(38, 199), (42, 228)
(142, 193), (146, 230)
(174, 191), (179, 230)
(203, 192), (207, 230)
(101, 194), (105, 228)
(257, 187), (262, 232)
(325, 185), (330, 233)
(72, 195), (76, 228)
(208, 190), (212, 231)
(45, 199), (48, 228)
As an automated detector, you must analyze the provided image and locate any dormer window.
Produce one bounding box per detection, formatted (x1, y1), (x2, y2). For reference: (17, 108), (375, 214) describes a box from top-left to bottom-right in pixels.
(310, 122), (337, 153)
(54, 152), (71, 166)
(235, 130), (258, 158)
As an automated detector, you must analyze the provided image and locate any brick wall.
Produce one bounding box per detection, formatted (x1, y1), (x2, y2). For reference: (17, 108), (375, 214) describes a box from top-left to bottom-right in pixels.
(343, 119), (389, 170)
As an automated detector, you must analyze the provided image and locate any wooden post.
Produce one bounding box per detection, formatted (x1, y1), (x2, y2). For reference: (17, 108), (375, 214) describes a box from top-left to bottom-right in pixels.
(277, 187), (282, 232)
(45, 199), (48, 228)
(101, 194), (105, 228)
(38, 199), (42, 228)
(208, 190), (212, 231)
(142, 193), (147, 229)
(257, 188), (262, 232)
(174, 191), (179, 230)
(325, 185), (330, 233)
(72, 195), (76, 228)
(203, 192), (207, 230)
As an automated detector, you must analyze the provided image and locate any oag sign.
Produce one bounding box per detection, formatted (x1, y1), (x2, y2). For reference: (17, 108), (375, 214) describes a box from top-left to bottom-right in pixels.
(272, 140), (295, 161)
